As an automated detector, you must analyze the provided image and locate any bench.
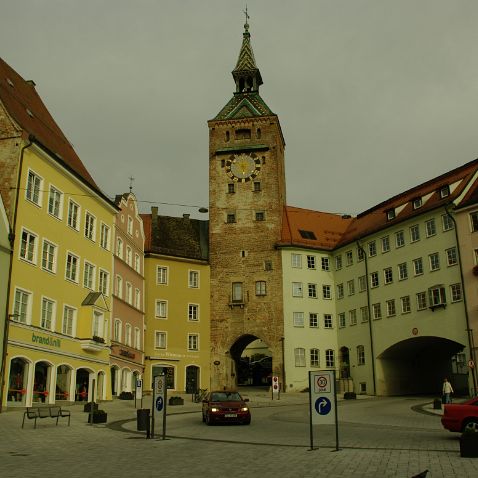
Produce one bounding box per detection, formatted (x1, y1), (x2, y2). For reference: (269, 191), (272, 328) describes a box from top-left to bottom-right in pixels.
(22, 406), (71, 428)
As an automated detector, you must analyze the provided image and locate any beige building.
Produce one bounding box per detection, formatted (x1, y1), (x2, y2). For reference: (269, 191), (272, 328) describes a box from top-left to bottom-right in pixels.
(142, 208), (210, 394)
(110, 193), (145, 396)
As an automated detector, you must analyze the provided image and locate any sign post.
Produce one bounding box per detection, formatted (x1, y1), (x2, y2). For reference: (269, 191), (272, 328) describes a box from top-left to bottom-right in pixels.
(152, 373), (167, 439)
(308, 370), (339, 451)
(271, 376), (280, 400)
(135, 379), (143, 409)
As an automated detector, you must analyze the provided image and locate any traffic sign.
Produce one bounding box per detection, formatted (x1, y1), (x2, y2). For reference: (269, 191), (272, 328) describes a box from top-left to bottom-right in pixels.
(309, 371), (336, 425)
(315, 396), (332, 415)
(156, 396), (164, 412)
(469, 360), (475, 369)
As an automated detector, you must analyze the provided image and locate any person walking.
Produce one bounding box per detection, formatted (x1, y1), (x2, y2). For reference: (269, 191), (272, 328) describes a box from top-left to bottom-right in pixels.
(442, 377), (454, 404)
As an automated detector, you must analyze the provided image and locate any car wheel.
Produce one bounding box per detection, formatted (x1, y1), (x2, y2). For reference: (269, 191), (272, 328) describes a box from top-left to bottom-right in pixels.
(243, 418), (251, 425)
(205, 413), (212, 426)
(463, 419), (478, 433)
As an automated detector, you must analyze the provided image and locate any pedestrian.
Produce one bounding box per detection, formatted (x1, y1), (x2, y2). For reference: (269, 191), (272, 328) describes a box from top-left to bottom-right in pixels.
(442, 377), (454, 404)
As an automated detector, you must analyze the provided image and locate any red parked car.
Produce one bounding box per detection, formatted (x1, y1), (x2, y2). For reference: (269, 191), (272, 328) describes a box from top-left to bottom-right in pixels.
(202, 390), (251, 425)
(441, 397), (478, 432)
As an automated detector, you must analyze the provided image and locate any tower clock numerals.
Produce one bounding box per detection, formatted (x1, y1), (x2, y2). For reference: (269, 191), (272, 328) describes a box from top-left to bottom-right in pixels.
(225, 153), (261, 182)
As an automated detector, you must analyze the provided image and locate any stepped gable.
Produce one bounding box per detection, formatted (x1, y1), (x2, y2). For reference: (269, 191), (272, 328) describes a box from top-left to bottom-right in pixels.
(142, 210), (209, 261)
(278, 206), (354, 251)
(338, 158), (478, 247)
(0, 57), (101, 194)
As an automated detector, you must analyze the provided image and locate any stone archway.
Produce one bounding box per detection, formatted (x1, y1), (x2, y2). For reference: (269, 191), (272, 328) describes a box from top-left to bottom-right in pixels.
(377, 336), (467, 395)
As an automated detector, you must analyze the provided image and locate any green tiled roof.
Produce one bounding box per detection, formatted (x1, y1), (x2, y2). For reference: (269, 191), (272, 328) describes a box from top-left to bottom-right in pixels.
(213, 92), (274, 120)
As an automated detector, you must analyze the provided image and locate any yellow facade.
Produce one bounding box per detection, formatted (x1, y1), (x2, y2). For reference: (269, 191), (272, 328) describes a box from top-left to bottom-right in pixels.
(2, 144), (116, 408)
(143, 254), (210, 394)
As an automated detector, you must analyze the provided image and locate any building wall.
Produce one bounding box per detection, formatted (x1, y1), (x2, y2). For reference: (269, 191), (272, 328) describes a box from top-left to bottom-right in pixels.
(335, 207), (468, 395)
(455, 204), (478, 390)
(2, 144), (116, 408)
(111, 194), (145, 396)
(281, 248), (338, 391)
(143, 254), (210, 394)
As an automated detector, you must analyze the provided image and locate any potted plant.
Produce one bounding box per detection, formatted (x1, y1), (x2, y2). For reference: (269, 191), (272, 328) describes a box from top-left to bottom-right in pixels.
(460, 424), (478, 457)
(83, 401), (99, 413)
(89, 409), (107, 424)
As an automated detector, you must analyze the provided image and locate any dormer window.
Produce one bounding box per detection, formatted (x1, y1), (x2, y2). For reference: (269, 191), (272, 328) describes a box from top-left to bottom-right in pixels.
(439, 185), (450, 198)
(386, 209), (396, 221)
(299, 230), (316, 240)
(412, 198), (422, 210)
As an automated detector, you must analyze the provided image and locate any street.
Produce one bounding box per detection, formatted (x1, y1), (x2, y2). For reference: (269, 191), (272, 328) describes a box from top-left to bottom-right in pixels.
(1, 394), (478, 477)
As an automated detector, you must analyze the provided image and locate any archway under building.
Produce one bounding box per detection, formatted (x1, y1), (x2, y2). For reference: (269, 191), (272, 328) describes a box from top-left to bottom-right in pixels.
(377, 336), (469, 396)
(230, 334), (274, 387)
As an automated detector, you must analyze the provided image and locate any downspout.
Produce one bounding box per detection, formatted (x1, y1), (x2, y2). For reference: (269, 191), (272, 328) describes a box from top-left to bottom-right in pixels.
(445, 204), (478, 396)
(356, 240), (377, 395)
(0, 136), (33, 413)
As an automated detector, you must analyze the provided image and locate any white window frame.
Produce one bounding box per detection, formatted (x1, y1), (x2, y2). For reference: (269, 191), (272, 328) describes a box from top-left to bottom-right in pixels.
(401, 296), (411, 314)
(336, 283), (344, 299)
(157, 266), (168, 285)
(67, 199), (80, 230)
(416, 292), (427, 310)
(62, 305), (77, 336)
(442, 214), (454, 232)
(291, 253), (302, 268)
(48, 185), (63, 219)
(65, 251), (80, 283)
(126, 246), (132, 266)
(100, 223), (110, 250)
(309, 313), (318, 328)
(395, 231), (405, 248)
(413, 257), (424, 276)
(41, 239), (57, 273)
(293, 312), (304, 327)
(294, 348), (306, 367)
(99, 269), (109, 296)
(349, 309), (357, 326)
(425, 218), (437, 237)
(325, 349), (335, 368)
(410, 224), (420, 242)
(310, 348), (320, 367)
(188, 303), (199, 321)
(381, 236), (390, 253)
(292, 282), (303, 297)
(113, 319), (122, 342)
(446, 247), (458, 267)
(155, 300), (168, 319)
(83, 261), (96, 290)
(307, 255), (316, 269)
(26, 169), (43, 206)
(189, 270), (199, 288)
(188, 334), (199, 351)
(115, 275), (123, 298)
(116, 237), (124, 259)
(429, 253), (440, 271)
(155, 331), (167, 349)
(255, 280), (267, 296)
(386, 299), (396, 317)
(372, 303), (382, 320)
(13, 288), (32, 324)
(324, 314), (333, 329)
(19, 228), (38, 264)
(322, 285), (331, 299)
(398, 262), (408, 281)
(450, 283), (462, 302)
(84, 211), (96, 241)
(383, 267), (393, 284)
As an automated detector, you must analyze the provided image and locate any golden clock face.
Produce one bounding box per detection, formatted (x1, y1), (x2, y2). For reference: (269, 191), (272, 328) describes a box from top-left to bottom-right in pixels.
(225, 153), (261, 182)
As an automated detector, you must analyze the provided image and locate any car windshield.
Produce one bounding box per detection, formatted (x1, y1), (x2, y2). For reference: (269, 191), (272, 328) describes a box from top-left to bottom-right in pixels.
(210, 392), (242, 402)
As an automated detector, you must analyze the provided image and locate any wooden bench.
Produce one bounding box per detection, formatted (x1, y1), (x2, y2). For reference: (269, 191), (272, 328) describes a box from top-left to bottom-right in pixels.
(22, 406), (71, 428)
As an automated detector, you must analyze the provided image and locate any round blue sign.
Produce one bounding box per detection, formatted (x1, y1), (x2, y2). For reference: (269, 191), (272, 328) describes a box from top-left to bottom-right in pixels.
(156, 396), (164, 412)
(314, 396), (332, 415)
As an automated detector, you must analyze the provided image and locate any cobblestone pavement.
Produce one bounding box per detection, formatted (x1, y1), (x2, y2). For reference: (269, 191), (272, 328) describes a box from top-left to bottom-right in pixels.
(1, 391), (478, 477)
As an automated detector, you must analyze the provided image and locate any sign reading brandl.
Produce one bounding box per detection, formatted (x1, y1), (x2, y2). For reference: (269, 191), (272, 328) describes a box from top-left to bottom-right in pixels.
(31, 332), (61, 348)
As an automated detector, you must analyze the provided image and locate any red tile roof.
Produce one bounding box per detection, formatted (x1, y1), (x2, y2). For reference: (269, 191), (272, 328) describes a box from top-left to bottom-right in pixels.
(279, 206), (354, 251)
(0, 57), (103, 197)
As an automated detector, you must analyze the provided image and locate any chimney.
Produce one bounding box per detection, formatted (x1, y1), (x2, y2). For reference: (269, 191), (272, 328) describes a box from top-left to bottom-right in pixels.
(183, 214), (190, 219)
(151, 206), (158, 220)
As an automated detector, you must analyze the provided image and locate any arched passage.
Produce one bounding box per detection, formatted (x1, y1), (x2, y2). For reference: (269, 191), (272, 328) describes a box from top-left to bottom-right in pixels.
(229, 334), (274, 387)
(377, 336), (468, 395)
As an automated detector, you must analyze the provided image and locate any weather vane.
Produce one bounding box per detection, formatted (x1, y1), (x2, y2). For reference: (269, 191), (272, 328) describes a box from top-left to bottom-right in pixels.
(129, 176), (135, 193)
(243, 5), (249, 24)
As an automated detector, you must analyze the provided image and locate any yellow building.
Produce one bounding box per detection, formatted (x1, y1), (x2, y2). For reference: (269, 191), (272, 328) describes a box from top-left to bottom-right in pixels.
(0, 58), (118, 408)
(142, 208), (210, 394)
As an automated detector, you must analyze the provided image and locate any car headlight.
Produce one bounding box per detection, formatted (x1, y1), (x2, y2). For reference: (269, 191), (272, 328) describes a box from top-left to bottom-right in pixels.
(210, 407), (219, 413)
(241, 407), (249, 412)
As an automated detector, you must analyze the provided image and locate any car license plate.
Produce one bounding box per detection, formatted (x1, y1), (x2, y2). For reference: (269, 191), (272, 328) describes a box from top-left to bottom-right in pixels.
(224, 413), (237, 418)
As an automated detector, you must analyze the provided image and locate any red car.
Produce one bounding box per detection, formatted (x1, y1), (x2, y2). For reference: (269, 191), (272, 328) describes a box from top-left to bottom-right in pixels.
(441, 397), (478, 432)
(202, 390), (251, 425)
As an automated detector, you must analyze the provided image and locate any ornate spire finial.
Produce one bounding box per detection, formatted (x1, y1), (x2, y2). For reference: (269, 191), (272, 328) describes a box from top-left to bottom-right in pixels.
(243, 5), (249, 32)
(129, 176), (135, 193)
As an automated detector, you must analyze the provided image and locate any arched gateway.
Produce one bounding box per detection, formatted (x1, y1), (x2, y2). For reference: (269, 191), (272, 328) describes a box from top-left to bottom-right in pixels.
(209, 21), (286, 391)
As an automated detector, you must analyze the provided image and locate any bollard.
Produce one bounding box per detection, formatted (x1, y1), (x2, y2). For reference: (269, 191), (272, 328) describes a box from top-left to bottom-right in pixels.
(433, 398), (442, 410)
(137, 408), (151, 437)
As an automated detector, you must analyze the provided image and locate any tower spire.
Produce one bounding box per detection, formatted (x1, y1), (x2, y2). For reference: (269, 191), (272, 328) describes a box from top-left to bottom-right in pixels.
(232, 10), (263, 93)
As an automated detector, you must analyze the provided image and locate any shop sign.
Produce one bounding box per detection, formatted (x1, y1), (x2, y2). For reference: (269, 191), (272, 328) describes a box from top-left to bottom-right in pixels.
(31, 332), (61, 348)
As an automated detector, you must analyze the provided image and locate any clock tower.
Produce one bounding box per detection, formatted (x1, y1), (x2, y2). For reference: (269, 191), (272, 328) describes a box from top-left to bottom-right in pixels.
(208, 19), (286, 390)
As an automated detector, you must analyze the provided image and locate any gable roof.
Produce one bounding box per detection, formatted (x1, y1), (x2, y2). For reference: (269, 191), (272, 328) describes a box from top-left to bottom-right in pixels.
(142, 211), (209, 261)
(336, 158), (478, 247)
(278, 206), (354, 251)
(0, 57), (109, 201)
(213, 92), (274, 121)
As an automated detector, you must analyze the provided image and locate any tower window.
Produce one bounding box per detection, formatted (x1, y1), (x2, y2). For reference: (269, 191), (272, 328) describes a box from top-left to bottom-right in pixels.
(256, 128), (261, 139)
(253, 181), (261, 192)
(227, 183), (235, 194)
(221, 159), (225, 168)
(225, 131), (230, 142)
(255, 211), (265, 221)
(226, 213), (236, 224)
(235, 129), (251, 140)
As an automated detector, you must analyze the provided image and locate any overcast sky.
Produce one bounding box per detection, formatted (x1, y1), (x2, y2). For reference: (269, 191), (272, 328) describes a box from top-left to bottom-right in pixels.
(2, 0), (478, 219)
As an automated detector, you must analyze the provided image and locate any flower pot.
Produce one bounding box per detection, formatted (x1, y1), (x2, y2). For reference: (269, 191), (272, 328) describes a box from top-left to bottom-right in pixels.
(83, 402), (99, 413)
(89, 410), (107, 424)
